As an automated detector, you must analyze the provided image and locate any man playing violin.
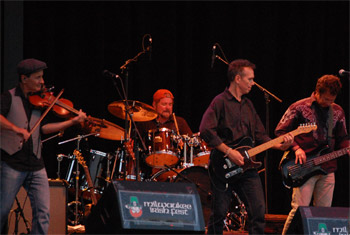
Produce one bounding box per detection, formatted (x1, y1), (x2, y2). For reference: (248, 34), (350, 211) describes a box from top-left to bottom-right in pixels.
(0, 58), (87, 234)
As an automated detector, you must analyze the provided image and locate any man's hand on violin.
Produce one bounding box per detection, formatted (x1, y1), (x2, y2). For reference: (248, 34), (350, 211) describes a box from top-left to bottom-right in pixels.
(72, 109), (87, 124)
(15, 127), (30, 142)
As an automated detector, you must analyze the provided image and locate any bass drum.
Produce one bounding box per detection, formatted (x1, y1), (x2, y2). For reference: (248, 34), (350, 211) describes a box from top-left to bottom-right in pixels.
(150, 166), (212, 227)
(150, 166), (247, 231)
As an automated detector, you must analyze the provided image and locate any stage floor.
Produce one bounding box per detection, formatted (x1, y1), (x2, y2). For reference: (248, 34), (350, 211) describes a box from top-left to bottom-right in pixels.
(68, 214), (287, 234)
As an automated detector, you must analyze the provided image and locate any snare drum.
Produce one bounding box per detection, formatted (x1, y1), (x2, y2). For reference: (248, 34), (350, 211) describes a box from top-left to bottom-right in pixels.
(145, 128), (179, 168)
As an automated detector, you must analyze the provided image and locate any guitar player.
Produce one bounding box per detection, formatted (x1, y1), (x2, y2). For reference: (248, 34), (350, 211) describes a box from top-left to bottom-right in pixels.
(199, 59), (294, 234)
(275, 74), (350, 235)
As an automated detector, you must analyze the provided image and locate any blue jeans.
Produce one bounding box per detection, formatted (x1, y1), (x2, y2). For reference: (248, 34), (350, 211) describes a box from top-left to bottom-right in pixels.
(207, 169), (265, 234)
(0, 162), (50, 234)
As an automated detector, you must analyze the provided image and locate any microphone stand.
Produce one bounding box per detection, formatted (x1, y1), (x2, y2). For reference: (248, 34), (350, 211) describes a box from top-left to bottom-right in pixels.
(215, 54), (282, 214)
(14, 196), (31, 235)
(111, 38), (149, 181)
(254, 82), (282, 214)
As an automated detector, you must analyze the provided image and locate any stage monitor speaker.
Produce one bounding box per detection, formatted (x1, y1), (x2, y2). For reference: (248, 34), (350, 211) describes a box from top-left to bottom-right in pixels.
(286, 206), (349, 234)
(85, 180), (206, 234)
(7, 179), (67, 234)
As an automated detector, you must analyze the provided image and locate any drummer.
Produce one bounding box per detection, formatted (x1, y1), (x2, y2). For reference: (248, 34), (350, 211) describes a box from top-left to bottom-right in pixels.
(136, 89), (193, 176)
(137, 89), (192, 137)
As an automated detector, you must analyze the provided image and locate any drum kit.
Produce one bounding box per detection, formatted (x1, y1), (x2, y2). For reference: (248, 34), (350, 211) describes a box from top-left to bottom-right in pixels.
(54, 99), (246, 230)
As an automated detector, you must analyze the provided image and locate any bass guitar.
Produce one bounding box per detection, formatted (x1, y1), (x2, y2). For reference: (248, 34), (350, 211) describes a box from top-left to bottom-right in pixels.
(279, 146), (350, 188)
(210, 123), (317, 183)
(74, 149), (98, 205)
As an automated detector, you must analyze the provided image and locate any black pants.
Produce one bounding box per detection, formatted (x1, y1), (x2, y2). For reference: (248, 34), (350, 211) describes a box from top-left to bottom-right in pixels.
(207, 169), (265, 234)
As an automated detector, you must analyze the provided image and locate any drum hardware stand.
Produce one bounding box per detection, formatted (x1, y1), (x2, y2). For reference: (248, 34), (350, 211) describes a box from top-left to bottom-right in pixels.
(214, 44), (282, 213)
(58, 132), (99, 225)
(56, 153), (73, 179)
(105, 152), (114, 182)
(13, 196), (31, 235)
(41, 130), (64, 144)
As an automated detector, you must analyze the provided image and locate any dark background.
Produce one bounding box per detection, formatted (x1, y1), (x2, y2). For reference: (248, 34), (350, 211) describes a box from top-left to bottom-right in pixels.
(2, 1), (349, 215)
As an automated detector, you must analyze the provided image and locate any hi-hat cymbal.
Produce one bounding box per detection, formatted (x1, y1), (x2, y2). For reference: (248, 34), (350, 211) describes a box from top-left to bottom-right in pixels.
(82, 116), (125, 141)
(108, 100), (158, 122)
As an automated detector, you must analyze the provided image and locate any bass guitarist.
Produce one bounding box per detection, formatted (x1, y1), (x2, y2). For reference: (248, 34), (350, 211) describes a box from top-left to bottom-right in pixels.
(275, 74), (350, 235)
(199, 59), (294, 234)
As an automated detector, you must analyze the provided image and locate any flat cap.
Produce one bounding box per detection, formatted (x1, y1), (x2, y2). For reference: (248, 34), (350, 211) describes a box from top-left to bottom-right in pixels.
(153, 89), (174, 102)
(17, 58), (47, 75)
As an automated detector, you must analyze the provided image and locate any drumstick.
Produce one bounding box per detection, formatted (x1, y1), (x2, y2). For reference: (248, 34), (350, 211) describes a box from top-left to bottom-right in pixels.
(173, 113), (180, 136)
(173, 113), (184, 153)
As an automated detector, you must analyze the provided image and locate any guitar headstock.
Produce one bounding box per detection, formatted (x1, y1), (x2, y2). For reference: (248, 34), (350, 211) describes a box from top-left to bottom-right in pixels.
(74, 149), (86, 167)
(124, 139), (135, 160)
(297, 123), (317, 134)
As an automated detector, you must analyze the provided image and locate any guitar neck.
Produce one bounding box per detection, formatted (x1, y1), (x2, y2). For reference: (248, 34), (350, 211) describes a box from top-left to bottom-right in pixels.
(247, 128), (305, 157)
(82, 165), (98, 205)
(313, 147), (350, 165)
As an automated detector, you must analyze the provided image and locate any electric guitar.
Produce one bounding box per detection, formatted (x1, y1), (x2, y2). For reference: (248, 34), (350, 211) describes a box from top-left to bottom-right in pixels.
(74, 149), (98, 205)
(279, 146), (350, 188)
(210, 123), (317, 183)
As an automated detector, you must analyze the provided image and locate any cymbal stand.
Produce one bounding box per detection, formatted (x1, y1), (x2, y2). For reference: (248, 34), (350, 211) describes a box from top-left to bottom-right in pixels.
(58, 132), (98, 225)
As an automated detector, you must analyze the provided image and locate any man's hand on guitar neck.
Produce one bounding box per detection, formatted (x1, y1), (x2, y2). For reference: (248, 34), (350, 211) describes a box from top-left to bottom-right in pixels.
(274, 133), (294, 151)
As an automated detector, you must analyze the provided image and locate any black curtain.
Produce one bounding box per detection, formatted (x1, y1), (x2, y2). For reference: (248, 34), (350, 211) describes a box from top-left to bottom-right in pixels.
(19, 1), (349, 214)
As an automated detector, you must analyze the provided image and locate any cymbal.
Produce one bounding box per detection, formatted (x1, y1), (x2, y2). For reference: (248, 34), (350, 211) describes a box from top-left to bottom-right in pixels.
(82, 116), (125, 141)
(108, 100), (158, 122)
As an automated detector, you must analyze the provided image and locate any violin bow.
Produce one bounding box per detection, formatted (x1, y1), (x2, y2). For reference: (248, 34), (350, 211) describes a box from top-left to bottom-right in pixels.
(28, 89), (64, 139)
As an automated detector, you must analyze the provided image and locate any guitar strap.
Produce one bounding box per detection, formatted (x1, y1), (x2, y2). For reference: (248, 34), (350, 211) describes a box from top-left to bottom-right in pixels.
(327, 105), (333, 150)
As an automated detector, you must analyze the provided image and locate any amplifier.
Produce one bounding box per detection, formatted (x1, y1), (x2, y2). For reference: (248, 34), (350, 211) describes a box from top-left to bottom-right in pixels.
(7, 179), (67, 234)
(85, 180), (205, 234)
(287, 206), (349, 234)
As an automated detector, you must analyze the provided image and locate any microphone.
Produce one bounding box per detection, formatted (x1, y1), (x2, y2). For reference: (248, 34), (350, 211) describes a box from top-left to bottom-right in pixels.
(211, 45), (216, 69)
(339, 69), (350, 76)
(103, 70), (120, 79)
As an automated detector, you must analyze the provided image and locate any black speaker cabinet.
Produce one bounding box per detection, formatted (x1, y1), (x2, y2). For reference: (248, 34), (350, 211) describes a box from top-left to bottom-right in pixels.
(7, 179), (67, 234)
(287, 206), (349, 234)
(85, 180), (206, 234)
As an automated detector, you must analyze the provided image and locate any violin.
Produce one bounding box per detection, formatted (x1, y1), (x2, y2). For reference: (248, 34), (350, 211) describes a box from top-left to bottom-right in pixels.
(29, 88), (83, 119)
(28, 88), (108, 139)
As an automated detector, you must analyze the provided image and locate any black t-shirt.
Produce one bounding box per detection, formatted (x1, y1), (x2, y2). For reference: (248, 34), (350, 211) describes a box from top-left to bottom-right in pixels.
(1, 86), (45, 171)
